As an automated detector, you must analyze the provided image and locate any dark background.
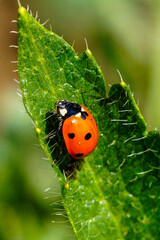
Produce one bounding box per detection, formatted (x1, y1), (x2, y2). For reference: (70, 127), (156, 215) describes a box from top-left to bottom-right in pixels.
(1, 0), (160, 239)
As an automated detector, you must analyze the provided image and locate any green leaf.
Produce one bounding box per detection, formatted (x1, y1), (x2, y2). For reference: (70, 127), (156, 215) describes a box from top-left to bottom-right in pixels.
(18, 7), (160, 240)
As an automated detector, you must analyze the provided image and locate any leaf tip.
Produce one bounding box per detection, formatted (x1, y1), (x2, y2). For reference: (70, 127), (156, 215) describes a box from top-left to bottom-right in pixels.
(120, 81), (126, 88)
(18, 6), (26, 16)
(86, 49), (92, 57)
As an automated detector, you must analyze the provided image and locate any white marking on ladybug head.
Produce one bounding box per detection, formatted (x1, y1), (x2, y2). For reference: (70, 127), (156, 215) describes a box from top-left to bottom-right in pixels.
(81, 107), (85, 112)
(60, 108), (67, 116)
(75, 112), (81, 117)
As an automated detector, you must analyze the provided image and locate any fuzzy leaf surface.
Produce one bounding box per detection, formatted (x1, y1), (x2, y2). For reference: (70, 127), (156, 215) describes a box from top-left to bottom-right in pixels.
(18, 7), (160, 240)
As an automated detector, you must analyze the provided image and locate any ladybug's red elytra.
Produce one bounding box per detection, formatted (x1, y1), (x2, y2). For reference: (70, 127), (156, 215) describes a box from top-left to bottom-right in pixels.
(55, 99), (99, 159)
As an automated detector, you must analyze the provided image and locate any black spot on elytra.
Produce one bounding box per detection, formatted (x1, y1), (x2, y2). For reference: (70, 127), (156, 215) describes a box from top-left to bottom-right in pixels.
(75, 153), (84, 158)
(84, 111), (88, 116)
(81, 111), (88, 120)
(81, 114), (86, 120)
(68, 133), (75, 139)
(85, 133), (92, 140)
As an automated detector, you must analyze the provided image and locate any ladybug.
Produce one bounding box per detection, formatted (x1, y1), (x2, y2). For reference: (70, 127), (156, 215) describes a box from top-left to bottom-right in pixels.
(55, 99), (99, 159)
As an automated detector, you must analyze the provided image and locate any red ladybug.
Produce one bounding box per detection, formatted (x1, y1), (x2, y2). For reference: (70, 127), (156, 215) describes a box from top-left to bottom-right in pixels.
(55, 99), (99, 159)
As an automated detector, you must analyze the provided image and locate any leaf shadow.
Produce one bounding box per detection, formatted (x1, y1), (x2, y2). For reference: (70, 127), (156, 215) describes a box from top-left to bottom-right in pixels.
(45, 111), (85, 178)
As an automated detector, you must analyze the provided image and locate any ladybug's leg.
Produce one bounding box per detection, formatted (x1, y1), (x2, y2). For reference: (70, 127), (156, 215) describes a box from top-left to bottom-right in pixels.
(46, 110), (57, 121)
(45, 110), (66, 171)
(45, 110), (63, 164)
(46, 113), (63, 140)
(57, 117), (63, 134)
(64, 158), (85, 178)
(49, 116), (63, 139)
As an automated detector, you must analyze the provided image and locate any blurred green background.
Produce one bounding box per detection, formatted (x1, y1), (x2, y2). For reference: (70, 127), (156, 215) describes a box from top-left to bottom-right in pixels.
(1, 0), (160, 239)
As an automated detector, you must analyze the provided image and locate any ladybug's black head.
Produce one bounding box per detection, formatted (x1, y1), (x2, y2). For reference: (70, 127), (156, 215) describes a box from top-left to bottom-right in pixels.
(55, 99), (81, 119)
(55, 99), (68, 118)
(55, 99), (68, 109)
